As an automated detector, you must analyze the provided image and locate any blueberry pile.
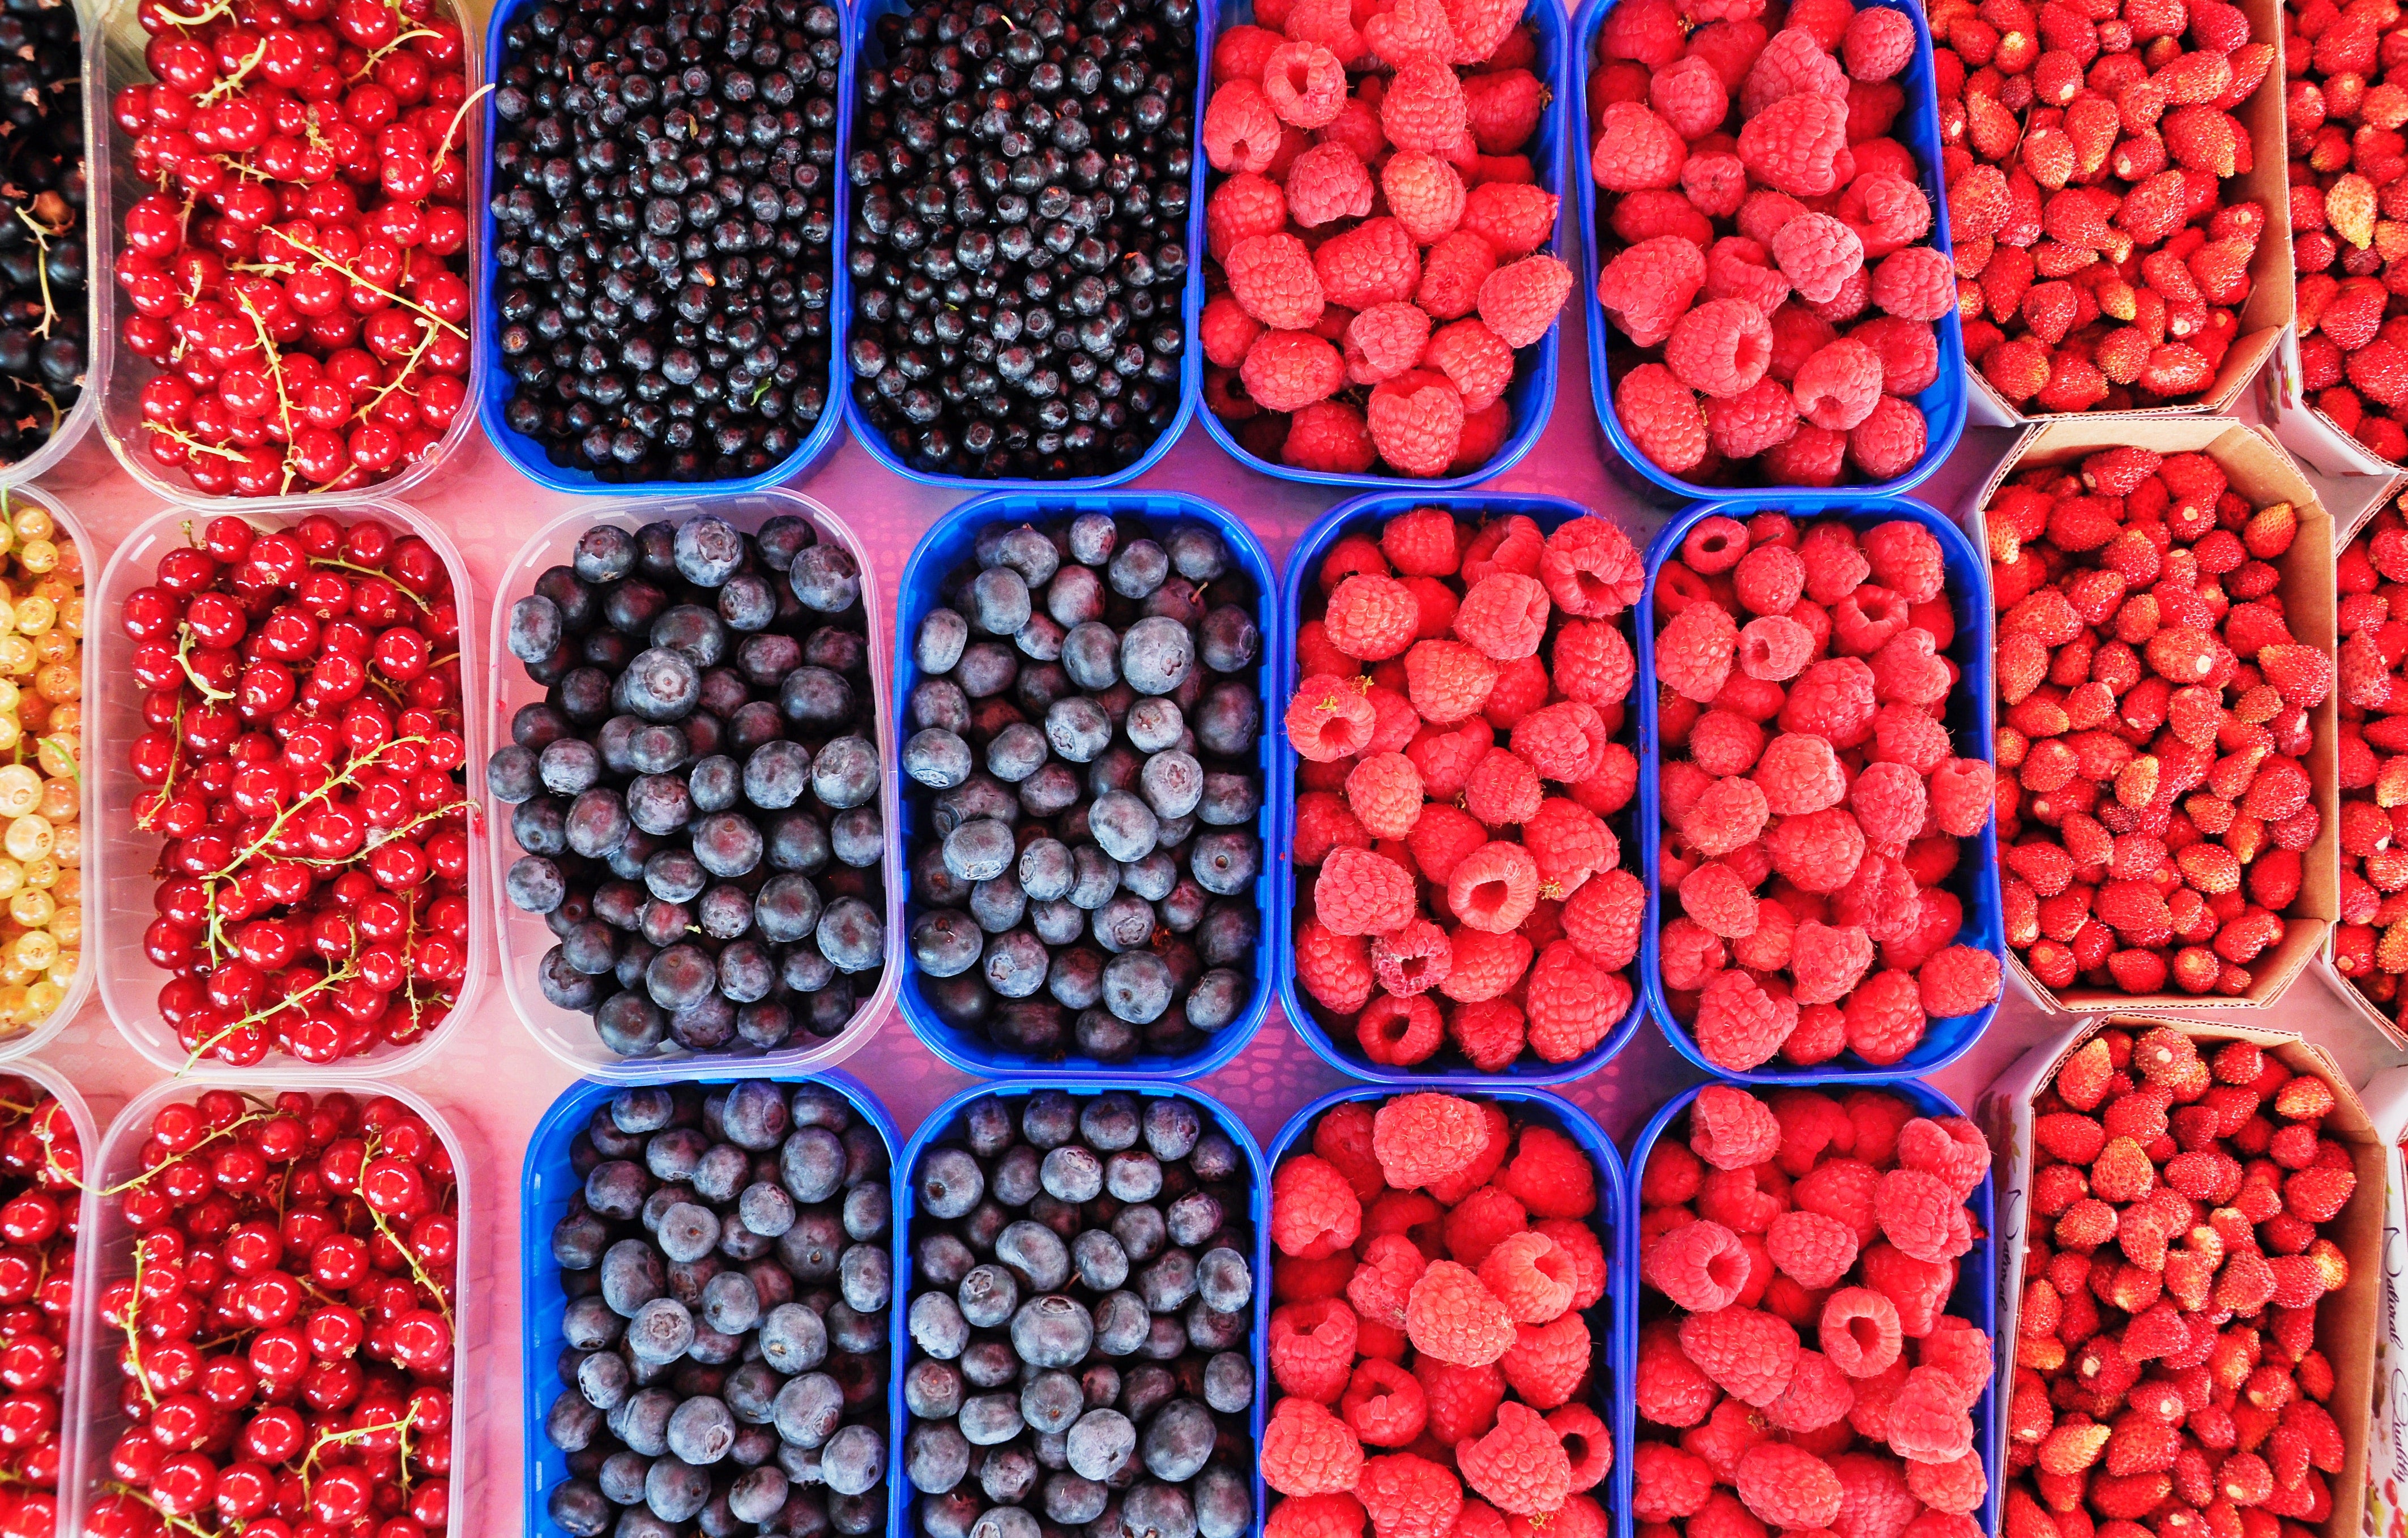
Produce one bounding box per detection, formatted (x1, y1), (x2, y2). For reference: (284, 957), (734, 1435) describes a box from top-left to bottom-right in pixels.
(904, 512), (1263, 1064)
(490, 0), (840, 482)
(0, 0), (84, 467)
(905, 1090), (1254, 1538)
(486, 512), (887, 1058)
(846, 0), (1197, 480)
(544, 1080), (893, 1538)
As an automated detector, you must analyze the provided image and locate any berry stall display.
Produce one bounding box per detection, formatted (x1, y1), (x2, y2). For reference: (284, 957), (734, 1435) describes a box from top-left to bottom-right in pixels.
(903, 509), (1266, 1067)
(119, 513), (475, 1070)
(902, 1088), (1256, 1538)
(1928, 0), (2281, 412)
(539, 1080), (891, 1538)
(1286, 506), (1646, 1075)
(0, 0), (87, 472)
(76, 1089), (462, 1538)
(0, 1073), (84, 1538)
(109, 0), (479, 498)
(488, 511), (887, 1063)
(1197, 0), (1575, 479)
(845, 0), (1199, 482)
(2289, 0), (2408, 464)
(1650, 511), (2002, 1074)
(1631, 1086), (1995, 1538)
(2325, 512), (2408, 1015)
(489, 0), (844, 484)
(1585, 0), (1953, 489)
(1259, 1090), (1615, 1538)
(0, 496), (82, 1047)
(1988, 445), (2333, 1001)
(2001, 1025), (2368, 1538)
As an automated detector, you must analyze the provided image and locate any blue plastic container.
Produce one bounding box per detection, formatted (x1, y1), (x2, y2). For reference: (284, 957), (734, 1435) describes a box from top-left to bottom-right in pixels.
(1261, 1084), (1632, 1538)
(891, 1080), (1269, 1538)
(1274, 493), (1645, 1083)
(1636, 497), (2003, 1082)
(476, 0), (853, 497)
(1572, 0), (1966, 503)
(518, 1071), (904, 1538)
(1625, 1079), (2001, 1538)
(1195, 0), (1570, 490)
(892, 493), (1279, 1079)
(837, 0), (1210, 492)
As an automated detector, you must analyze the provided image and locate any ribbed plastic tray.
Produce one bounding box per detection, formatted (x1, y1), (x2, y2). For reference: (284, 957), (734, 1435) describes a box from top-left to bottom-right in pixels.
(1636, 497), (2003, 1081)
(91, 501), (491, 1079)
(1625, 1078), (2001, 1538)
(1194, 0), (1569, 490)
(484, 490), (898, 1080)
(890, 1079), (1267, 1538)
(892, 492), (1275, 1079)
(519, 1070), (900, 1538)
(1572, 0), (1966, 503)
(1274, 492), (1645, 1083)
(837, 0), (1209, 492)
(0, 0), (100, 490)
(473, 0), (849, 495)
(1259, 1084), (1631, 1538)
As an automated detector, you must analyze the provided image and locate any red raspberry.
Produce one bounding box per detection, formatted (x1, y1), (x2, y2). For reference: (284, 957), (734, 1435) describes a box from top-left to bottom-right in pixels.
(1705, 378), (1803, 461)
(1290, 674), (1378, 761)
(1512, 701), (1611, 784)
(1359, 994), (1446, 1066)
(1299, 918), (1378, 1012)
(1478, 1231), (1577, 1324)
(1502, 1124), (1597, 1217)
(1245, 330), (1348, 412)
(1327, 575), (1422, 661)
(1372, 918), (1452, 997)
(1666, 299), (1775, 400)
(1206, 170), (1291, 262)
(1679, 1306), (1800, 1407)
(1446, 997), (1528, 1068)
(1694, 968), (1800, 1070)
(1595, 236), (1708, 349)
(1536, 519), (1643, 621)
(1591, 101), (1689, 190)
(1617, 362), (1709, 475)
(1778, 656), (1877, 742)
(1349, 304), (1434, 383)
(1460, 1402), (1573, 1516)
(1691, 1084), (1782, 1169)
(1838, 176), (1931, 260)
(1794, 1159), (1878, 1245)
(1652, 54), (1730, 136)
(1841, 6), (1912, 79)
(1736, 1442), (1844, 1530)
(1464, 747), (1541, 826)
(1419, 1356), (1508, 1444)
(1344, 749), (1425, 840)
(1499, 1311), (1591, 1407)
(1771, 214), (1865, 306)
(1658, 600), (1740, 703)
(1405, 1259), (1517, 1366)
(1368, 371), (1468, 477)
(1737, 93), (1850, 195)
(1270, 1493), (1369, 1538)
(1273, 1153), (1365, 1260)
(1765, 1346), (1855, 1433)
(1264, 1398), (1368, 1496)
(1562, 868), (1643, 967)
(1228, 233), (1327, 328)
(1372, 1092), (1491, 1191)
(1818, 1285), (1902, 1376)
(1264, 41), (1348, 127)
(1765, 1207), (1860, 1289)
(1874, 1168), (1972, 1262)
(1738, 613), (1814, 681)
(1213, 22), (1286, 78)
(1424, 319), (1516, 412)
(1884, 1365), (1974, 1462)
(1287, 140), (1376, 226)
(1525, 941), (1631, 1062)
(1316, 845), (1418, 935)
(1848, 394), (1928, 480)
(1644, 1217), (1751, 1311)
(1840, 968), (1925, 1063)
(1461, 181), (1561, 258)
(1297, 792), (1373, 867)
(1793, 338), (1884, 431)
(1273, 1297), (1363, 1401)
(1418, 230), (1500, 321)
(1916, 946), (2001, 1018)
(1347, 1232), (1429, 1327)
(1448, 841), (1540, 932)
(1313, 1100), (1385, 1198)
(1765, 424), (1848, 486)
(1740, 26), (1847, 116)
(1868, 247), (1954, 322)
(1384, 150), (1468, 243)
(1342, 1358), (1430, 1447)
(1205, 78), (1288, 172)
(1479, 255), (1573, 350)
(1535, 1217), (1606, 1310)
(1320, 219), (1424, 311)
(1202, 292), (1266, 368)
(1446, 573), (1549, 661)
(1288, 400), (1379, 474)
(1381, 59), (1469, 152)
(1905, 1454), (1986, 1516)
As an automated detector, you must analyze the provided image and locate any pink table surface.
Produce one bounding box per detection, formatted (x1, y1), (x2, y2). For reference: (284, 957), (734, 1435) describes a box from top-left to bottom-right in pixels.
(22, 287), (2408, 1535)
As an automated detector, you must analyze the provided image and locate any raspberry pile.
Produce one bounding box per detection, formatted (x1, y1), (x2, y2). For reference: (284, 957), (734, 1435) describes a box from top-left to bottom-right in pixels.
(1587, 0), (1949, 486)
(2323, 513), (2408, 1008)
(1989, 447), (2326, 998)
(125, 514), (472, 1069)
(1929, 0), (2275, 412)
(0, 1076), (80, 1538)
(113, 0), (476, 497)
(544, 1081), (890, 1538)
(1197, 0), (1575, 477)
(1654, 513), (2000, 1072)
(0, 500), (82, 1045)
(2006, 1026), (2357, 1538)
(82, 1090), (458, 1538)
(1633, 1086), (1995, 1538)
(2290, 0), (2408, 463)
(1284, 507), (1645, 1074)
(1261, 1091), (1613, 1538)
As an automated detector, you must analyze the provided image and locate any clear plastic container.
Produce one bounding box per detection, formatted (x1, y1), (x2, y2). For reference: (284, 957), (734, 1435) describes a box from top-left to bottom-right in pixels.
(62, 1076), (475, 1538)
(485, 489), (900, 1081)
(0, 0), (103, 490)
(0, 482), (100, 1066)
(90, 499), (491, 1078)
(0, 1057), (96, 1536)
(84, 0), (487, 506)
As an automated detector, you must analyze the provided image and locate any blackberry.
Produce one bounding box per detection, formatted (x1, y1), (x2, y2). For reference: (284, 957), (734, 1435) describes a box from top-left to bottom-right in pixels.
(490, 0), (839, 482)
(846, 0), (1197, 479)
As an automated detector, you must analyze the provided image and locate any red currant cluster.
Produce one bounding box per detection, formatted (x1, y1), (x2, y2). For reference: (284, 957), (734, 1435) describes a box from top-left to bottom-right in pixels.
(0, 1076), (82, 1538)
(112, 0), (477, 498)
(124, 513), (472, 1069)
(82, 1090), (458, 1538)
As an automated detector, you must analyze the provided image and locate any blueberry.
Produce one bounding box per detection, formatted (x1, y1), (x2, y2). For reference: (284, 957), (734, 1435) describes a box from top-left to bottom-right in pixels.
(509, 595), (565, 665)
(756, 1302), (827, 1375)
(831, 808), (885, 868)
(1067, 845), (1122, 911)
(1166, 528), (1228, 583)
(959, 1391), (1024, 1446)
(1125, 699), (1183, 754)
(912, 910), (984, 978)
(1069, 515), (1119, 567)
(917, 1146), (985, 1220)
(996, 1219), (1072, 1291)
(983, 930), (1051, 998)
(772, 1372), (846, 1449)
(908, 1421), (972, 1492)
(1125, 1482), (1199, 1538)
(1018, 763), (1082, 819)
(782, 1127), (848, 1204)
(969, 875), (1028, 934)
(657, 1202), (721, 1263)
(1111, 1204), (1166, 1264)
(1138, 751), (1203, 822)
(968, 566), (1034, 635)
(1141, 1399), (1215, 1483)
(1018, 838), (1075, 901)
(1047, 1476), (1111, 1526)
(1044, 695), (1113, 762)
(790, 546), (862, 612)
(620, 647), (703, 723)
(1088, 790), (1160, 863)
(1119, 617), (1194, 696)
(729, 1465), (793, 1526)
(906, 1358), (965, 1421)
(943, 819), (1017, 882)
(917, 608), (970, 674)
(994, 526), (1062, 587)
(986, 721), (1050, 782)
(1194, 682), (1261, 757)
(1196, 773), (1258, 828)
(546, 1478), (609, 1536)
(486, 745), (541, 804)
(755, 518), (816, 574)
(674, 516), (746, 587)
(957, 641), (1019, 699)
(1189, 833), (1259, 896)
(667, 1395), (738, 1466)
(780, 666), (856, 729)
(1039, 1144), (1104, 1203)
(744, 740), (815, 807)
(817, 897), (885, 973)
(1072, 1229), (1130, 1292)
(507, 856), (569, 915)
(1065, 1408), (1136, 1481)
(1108, 540), (1169, 600)
(1022, 1090), (1078, 1148)
(767, 812), (833, 874)
(1047, 946), (1106, 1010)
(811, 736), (880, 809)
(1105, 1153), (1162, 1203)
(1060, 621), (1120, 691)
(626, 1296), (697, 1363)
(1101, 952), (1175, 1024)
(1030, 898), (1087, 947)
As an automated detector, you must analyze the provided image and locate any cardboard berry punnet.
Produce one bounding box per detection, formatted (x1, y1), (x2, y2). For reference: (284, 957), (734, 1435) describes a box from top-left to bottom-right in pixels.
(1966, 416), (2340, 1014)
(1979, 1016), (2384, 1538)
(2349, 1066), (2408, 1538)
